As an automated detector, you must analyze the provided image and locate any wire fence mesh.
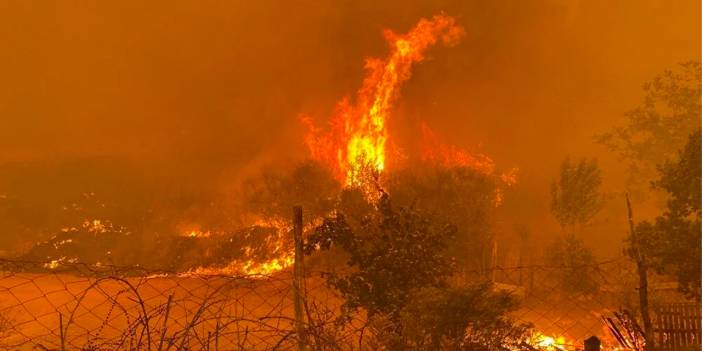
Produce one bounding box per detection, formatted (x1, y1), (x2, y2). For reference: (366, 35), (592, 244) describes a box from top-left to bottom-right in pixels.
(0, 257), (685, 350)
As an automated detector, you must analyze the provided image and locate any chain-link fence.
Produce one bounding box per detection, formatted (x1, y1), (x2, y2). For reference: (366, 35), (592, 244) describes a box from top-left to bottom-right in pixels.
(476, 259), (640, 349)
(0, 257), (688, 350)
(0, 258), (361, 350)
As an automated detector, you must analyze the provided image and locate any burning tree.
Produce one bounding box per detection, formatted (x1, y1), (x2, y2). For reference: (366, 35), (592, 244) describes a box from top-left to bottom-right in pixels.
(297, 13), (516, 277)
(302, 14), (465, 192)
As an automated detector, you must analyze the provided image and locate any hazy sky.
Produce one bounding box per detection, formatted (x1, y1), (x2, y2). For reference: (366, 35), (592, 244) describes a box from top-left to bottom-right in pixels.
(0, 0), (699, 254)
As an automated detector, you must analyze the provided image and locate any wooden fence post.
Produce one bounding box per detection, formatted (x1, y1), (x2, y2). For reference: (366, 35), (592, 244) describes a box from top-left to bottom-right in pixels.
(626, 194), (653, 350)
(292, 205), (307, 351)
(59, 312), (66, 351)
(157, 294), (173, 351)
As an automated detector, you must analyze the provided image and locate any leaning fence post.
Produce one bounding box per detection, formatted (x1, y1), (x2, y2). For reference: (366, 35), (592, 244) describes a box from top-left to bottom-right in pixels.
(292, 205), (307, 350)
(59, 312), (66, 351)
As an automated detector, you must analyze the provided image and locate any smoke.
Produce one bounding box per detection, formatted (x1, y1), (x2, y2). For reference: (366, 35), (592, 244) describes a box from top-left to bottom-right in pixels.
(0, 0), (698, 255)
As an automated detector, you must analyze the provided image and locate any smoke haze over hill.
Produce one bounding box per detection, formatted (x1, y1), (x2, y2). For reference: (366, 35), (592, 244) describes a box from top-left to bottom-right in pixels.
(0, 0), (699, 257)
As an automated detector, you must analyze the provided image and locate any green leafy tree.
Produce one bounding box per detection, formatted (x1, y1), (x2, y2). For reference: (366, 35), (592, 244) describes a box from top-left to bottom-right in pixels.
(546, 234), (599, 295)
(398, 286), (532, 351)
(550, 158), (604, 231)
(306, 193), (456, 321)
(306, 192), (530, 349)
(386, 166), (497, 272)
(654, 129), (701, 219)
(597, 61), (701, 195)
(634, 129), (701, 299)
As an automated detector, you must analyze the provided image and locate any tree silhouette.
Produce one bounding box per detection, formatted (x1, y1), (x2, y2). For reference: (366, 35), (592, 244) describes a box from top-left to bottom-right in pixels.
(306, 193), (531, 349)
(550, 157), (604, 231)
(597, 61), (701, 196)
(634, 129), (701, 299)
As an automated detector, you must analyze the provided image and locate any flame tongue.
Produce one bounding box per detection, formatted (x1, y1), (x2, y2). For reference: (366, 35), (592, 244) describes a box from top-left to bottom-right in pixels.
(303, 15), (464, 188)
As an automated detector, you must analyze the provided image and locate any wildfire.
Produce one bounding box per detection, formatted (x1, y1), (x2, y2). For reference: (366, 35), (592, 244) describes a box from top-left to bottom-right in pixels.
(182, 217), (300, 277)
(303, 15), (464, 188)
(185, 252), (295, 277)
(83, 219), (108, 233)
(182, 229), (211, 238)
(421, 123), (519, 206)
(529, 332), (571, 351)
(189, 16), (516, 278)
(241, 254), (295, 276)
(420, 123), (496, 175)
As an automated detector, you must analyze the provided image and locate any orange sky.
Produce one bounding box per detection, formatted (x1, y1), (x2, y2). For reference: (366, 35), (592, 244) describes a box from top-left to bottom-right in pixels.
(0, 0), (699, 255)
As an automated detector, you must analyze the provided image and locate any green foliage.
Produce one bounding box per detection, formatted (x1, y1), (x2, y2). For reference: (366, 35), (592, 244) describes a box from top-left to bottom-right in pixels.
(306, 192), (456, 320)
(546, 234), (599, 295)
(398, 286), (532, 351)
(550, 158), (604, 229)
(386, 166), (497, 271)
(241, 160), (340, 223)
(597, 61), (701, 192)
(307, 191), (532, 350)
(654, 129), (701, 219)
(633, 130), (701, 299)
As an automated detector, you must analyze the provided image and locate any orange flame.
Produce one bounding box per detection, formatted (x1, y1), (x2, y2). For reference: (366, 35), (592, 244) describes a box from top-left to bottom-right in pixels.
(181, 218), (324, 277)
(420, 123), (496, 175)
(421, 124), (518, 206)
(302, 15), (464, 188)
(530, 332), (570, 350)
(181, 229), (211, 238)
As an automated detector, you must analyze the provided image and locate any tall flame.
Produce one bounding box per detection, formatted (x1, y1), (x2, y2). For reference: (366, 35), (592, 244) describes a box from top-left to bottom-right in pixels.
(303, 15), (464, 187)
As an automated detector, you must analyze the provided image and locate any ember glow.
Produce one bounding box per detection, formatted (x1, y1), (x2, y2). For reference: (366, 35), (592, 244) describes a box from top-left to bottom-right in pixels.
(420, 123), (496, 175)
(421, 123), (519, 205)
(186, 219), (295, 277)
(182, 229), (211, 238)
(241, 254), (295, 276)
(186, 253), (294, 277)
(302, 15), (464, 188)
(530, 334), (569, 351)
